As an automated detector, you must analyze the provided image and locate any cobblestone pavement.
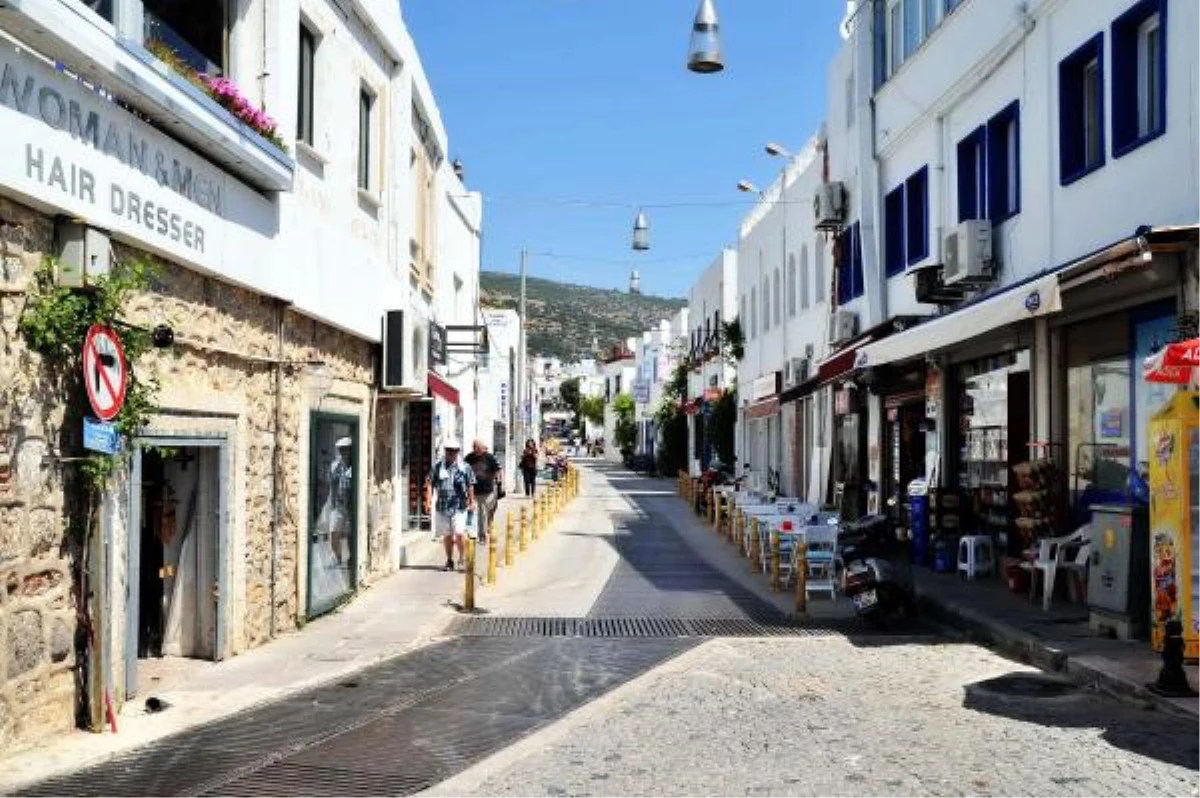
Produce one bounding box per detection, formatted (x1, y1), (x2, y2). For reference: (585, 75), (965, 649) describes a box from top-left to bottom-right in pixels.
(428, 636), (1199, 797)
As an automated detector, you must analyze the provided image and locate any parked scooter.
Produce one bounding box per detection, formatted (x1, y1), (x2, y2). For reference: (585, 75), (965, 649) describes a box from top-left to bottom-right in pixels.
(836, 513), (917, 627)
(696, 458), (740, 513)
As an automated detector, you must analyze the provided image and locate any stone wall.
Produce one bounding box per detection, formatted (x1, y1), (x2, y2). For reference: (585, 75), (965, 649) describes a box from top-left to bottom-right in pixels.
(0, 194), (399, 750)
(0, 195), (78, 748)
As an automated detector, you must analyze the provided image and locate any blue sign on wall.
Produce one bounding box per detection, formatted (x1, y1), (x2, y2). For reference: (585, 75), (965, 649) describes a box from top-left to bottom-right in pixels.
(83, 417), (121, 455)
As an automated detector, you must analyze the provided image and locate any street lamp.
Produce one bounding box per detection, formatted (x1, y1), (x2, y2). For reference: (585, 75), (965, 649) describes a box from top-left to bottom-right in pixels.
(736, 179), (760, 195)
(632, 210), (651, 251)
(765, 142), (792, 158)
(686, 0), (724, 74)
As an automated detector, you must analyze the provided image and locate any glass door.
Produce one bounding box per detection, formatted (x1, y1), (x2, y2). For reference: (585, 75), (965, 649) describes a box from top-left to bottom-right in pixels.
(307, 413), (359, 619)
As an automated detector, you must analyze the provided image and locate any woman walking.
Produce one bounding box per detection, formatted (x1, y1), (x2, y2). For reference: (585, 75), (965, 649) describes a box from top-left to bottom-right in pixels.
(519, 439), (539, 497)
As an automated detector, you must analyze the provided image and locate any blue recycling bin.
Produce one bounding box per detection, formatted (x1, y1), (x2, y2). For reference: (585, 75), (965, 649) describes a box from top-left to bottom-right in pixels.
(908, 479), (929, 566)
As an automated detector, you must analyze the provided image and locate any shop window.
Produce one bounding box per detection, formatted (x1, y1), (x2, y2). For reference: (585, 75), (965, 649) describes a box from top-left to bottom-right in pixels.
(144, 0), (227, 75)
(1112, 0), (1166, 157)
(884, 185), (906, 277)
(957, 126), (987, 221)
(1065, 313), (1131, 519)
(905, 166), (929, 265)
(987, 102), (1021, 223)
(308, 414), (359, 618)
(1059, 33), (1106, 185)
(297, 24), (316, 147)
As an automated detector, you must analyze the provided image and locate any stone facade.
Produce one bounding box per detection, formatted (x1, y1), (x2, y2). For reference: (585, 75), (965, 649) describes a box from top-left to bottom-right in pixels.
(0, 193), (400, 750)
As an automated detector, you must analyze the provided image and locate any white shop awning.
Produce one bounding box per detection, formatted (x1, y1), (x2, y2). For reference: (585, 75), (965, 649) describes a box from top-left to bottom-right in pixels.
(854, 273), (1063, 368)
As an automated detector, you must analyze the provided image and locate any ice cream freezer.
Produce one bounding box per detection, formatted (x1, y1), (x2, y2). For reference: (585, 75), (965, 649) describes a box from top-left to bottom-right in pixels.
(1147, 390), (1198, 660)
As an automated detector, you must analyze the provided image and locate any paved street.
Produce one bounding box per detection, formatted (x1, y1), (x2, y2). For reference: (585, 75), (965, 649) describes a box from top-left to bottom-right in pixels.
(14, 463), (1199, 797)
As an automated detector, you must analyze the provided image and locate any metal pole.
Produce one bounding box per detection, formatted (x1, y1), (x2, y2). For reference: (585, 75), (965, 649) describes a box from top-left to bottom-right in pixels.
(518, 249), (528, 454)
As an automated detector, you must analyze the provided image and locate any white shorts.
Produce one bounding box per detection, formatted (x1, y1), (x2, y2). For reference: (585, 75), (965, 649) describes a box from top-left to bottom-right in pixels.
(436, 510), (469, 537)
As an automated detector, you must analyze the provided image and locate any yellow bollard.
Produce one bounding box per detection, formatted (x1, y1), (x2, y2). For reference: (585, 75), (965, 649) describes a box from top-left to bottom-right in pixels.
(504, 513), (514, 566)
(728, 509), (739, 545)
(750, 518), (761, 573)
(486, 528), (498, 585)
(794, 542), (808, 615)
(770, 530), (782, 593)
(532, 499), (540, 541)
(464, 537), (476, 611)
(519, 506), (528, 551)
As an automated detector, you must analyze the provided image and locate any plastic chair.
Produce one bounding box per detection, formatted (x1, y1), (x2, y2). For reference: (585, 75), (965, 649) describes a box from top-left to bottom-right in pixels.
(1021, 528), (1088, 611)
(1060, 542), (1091, 603)
(796, 526), (838, 600)
(957, 535), (995, 580)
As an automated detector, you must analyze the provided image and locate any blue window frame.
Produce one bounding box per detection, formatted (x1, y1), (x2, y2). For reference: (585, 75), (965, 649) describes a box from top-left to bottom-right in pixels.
(836, 222), (864, 305)
(986, 101), (1021, 222)
(956, 125), (986, 221)
(1112, 0), (1166, 157)
(884, 186), (906, 277)
(1059, 33), (1106, 184)
(905, 167), (929, 264)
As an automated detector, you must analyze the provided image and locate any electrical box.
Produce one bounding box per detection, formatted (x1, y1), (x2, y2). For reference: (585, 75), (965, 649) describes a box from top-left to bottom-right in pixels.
(55, 221), (110, 288)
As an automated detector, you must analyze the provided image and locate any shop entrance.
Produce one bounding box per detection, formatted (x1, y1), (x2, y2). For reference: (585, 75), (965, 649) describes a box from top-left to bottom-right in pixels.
(126, 442), (227, 699)
(884, 400), (926, 532)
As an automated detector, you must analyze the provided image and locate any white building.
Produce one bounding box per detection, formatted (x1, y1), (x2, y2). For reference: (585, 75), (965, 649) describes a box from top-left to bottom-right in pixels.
(685, 248), (739, 476)
(0, 0), (481, 745)
(600, 338), (638, 459)
(477, 309), (521, 481)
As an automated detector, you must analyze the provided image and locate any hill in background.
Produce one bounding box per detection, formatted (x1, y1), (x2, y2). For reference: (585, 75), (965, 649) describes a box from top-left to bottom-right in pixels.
(480, 271), (686, 361)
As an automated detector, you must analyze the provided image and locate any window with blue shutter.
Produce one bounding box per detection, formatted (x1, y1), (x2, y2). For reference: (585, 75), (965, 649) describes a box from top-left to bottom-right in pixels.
(884, 186), (906, 277)
(957, 126), (987, 221)
(1112, 0), (1166, 157)
(1059, 33), (1105, 184)
(986, 101), (1021, 222)
(905, 166), (929, 264)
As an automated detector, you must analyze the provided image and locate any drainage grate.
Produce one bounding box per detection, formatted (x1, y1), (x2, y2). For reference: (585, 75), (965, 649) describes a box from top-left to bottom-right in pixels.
(444, 615), (853, 638)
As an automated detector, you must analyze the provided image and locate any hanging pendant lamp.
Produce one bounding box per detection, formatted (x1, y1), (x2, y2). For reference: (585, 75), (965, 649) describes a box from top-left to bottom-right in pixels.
(687, 0), (724, 74)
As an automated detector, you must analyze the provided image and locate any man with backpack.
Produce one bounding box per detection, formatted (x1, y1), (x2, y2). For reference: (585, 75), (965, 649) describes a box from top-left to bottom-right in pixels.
(424, 439), (476, 572)
(465, 439), (502, 543)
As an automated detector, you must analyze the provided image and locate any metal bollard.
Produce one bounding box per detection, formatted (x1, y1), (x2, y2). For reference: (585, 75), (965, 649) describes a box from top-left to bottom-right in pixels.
(504, 513), (514, 566)
(794, 543), (808, 615)
(519, 506), (528, 551)
(750, 518), (761, 573)
(487, 529), (498, 585)
(464, 537), (476, 611)
(770, 530), (781, 593)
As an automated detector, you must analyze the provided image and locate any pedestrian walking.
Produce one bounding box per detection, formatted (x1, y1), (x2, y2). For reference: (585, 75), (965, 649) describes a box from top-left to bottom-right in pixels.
(424, 439), (476, 571)
(519, 438), (539, 497)
(465, 439), (502, 542)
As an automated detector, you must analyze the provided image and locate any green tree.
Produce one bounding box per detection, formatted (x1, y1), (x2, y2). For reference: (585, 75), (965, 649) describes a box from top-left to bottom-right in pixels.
(579, 395), (605, 426)
(613, 393), (636, 452)
(705, 385), (738, 466)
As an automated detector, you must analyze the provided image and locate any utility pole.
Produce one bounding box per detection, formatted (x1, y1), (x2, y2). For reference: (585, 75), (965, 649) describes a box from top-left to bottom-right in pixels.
(518, 249), (527, 454)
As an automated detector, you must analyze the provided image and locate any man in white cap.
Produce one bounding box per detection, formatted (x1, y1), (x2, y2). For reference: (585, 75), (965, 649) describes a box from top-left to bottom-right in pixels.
(424, 438), (476, 571)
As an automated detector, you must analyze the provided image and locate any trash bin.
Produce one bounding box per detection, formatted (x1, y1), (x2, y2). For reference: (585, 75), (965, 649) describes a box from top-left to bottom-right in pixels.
(909, 479), (929, 566)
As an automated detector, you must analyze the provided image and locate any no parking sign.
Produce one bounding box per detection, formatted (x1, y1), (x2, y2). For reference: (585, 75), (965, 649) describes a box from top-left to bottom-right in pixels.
(82, 325), (128, 421)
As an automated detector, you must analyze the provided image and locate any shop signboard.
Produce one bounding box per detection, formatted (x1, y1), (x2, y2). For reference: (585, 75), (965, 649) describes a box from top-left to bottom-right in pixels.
(428, 322), (447, 366)
(750, 372), (779, 402)
(82, 417), (120, 455)
(632, 380), (651, 404)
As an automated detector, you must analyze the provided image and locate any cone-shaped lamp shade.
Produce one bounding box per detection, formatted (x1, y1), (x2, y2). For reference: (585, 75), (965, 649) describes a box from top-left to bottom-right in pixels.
(687, 0), (723, 74)
(632, 210), (650, 251)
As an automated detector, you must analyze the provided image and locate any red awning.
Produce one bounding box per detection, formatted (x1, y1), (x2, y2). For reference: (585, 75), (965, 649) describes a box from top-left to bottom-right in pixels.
(427, 371), (459, 406)
(1143, 338), (1199, 384)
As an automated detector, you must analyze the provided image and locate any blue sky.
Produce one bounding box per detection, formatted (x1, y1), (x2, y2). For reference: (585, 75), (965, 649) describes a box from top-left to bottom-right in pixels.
(403, 1), (847, 299)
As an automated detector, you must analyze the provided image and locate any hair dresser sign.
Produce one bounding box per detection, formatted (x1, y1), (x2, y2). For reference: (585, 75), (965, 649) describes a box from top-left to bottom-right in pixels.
(0, 44), (237, 265)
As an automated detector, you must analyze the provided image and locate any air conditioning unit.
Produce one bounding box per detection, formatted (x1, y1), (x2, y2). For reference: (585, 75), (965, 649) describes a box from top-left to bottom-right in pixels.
(912, 263), (966, 305)
(943, 219), (994, 286)
(813, 181), (847, 230)
(381, 310), (429, 395)
(788, 357), (810, 386)
(827, 309), (857, 346)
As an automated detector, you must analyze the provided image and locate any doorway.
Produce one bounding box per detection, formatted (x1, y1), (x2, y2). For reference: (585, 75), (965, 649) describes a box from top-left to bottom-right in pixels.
(884, 401), (926, 532)
(127, 445), (223, 698)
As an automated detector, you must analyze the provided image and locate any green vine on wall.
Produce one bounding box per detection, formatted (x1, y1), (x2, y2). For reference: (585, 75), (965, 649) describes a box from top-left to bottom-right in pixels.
(19, 256), (162, 493)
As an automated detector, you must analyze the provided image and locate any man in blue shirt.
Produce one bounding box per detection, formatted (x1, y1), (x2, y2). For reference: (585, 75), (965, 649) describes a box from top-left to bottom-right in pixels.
(425, 439), (476, 572)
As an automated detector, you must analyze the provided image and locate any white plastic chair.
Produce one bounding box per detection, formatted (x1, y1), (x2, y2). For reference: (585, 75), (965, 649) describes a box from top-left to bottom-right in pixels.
(1022, 527), (1088, 611)
(1060, 542), (1092, 603)
(795, 526), (839, 599)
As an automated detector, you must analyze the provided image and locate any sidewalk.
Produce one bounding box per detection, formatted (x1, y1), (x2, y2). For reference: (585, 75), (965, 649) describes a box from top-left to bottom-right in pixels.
(913, 567), (1199, 719)
(0, 484), (589, 794)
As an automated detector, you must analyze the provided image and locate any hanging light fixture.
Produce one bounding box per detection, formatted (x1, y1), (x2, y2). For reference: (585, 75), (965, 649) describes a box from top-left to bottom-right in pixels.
(687, 0), (724, 74)
(631, 210), (650, 251)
